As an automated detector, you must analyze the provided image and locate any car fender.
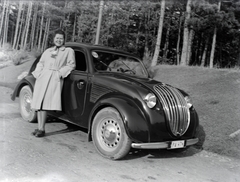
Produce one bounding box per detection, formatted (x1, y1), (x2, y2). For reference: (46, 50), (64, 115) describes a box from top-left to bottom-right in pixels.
(88, 97), (150, 143)
(11, 75), (35, 101)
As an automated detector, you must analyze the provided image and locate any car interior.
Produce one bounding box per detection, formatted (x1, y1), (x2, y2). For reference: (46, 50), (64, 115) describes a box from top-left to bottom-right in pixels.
(74, 50), (87, 71)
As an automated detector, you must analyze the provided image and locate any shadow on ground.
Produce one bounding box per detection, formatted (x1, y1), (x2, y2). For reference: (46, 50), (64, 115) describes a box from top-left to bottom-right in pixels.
(44, 116), (87, 137)
(42, 116), (206, 160)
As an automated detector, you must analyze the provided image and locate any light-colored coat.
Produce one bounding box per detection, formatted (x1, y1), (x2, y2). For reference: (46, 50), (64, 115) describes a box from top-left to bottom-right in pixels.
(31, 46), (76, 111)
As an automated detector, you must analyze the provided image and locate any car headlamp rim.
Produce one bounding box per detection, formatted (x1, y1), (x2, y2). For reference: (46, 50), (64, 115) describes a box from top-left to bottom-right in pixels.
(185, 96), (193, 108)
(144, 93), (157, 108)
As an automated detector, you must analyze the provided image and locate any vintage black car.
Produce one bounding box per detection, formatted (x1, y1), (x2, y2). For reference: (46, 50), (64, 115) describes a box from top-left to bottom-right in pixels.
(11, 42), (199, 160)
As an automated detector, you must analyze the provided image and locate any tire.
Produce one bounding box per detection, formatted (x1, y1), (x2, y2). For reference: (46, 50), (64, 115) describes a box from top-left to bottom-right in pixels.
(19, 85), (37, 123)
(92, 107), (132, 160)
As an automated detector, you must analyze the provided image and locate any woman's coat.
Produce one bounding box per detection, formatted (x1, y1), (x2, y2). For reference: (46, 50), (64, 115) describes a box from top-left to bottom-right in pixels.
(31, 46), (76, 111)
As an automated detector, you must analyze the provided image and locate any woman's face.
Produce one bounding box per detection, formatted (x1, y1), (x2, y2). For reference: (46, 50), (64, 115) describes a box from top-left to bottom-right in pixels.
(54, 34), (64, 47)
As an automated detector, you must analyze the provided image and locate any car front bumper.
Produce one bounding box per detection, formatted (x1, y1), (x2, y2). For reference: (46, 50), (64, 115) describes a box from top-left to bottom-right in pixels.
(131, 138), (199, 149)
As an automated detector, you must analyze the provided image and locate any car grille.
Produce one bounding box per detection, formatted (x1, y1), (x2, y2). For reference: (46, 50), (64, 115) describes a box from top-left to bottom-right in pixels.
(154, 84), (190, 136)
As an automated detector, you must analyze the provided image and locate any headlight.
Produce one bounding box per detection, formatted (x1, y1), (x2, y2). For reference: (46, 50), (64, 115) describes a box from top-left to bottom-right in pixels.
(185, 96), (193, 109)
(144, 93), (157, 108)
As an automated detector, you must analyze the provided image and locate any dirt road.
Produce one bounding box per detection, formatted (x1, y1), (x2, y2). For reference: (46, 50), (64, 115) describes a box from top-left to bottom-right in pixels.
(0, 86), (240, 182)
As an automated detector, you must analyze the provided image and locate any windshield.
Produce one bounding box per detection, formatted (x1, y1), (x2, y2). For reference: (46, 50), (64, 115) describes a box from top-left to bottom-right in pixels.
(92, 51), (148, 78)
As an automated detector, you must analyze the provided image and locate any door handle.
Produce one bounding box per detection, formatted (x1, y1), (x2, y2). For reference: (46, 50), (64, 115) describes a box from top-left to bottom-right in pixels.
(77, 80), (85, 89)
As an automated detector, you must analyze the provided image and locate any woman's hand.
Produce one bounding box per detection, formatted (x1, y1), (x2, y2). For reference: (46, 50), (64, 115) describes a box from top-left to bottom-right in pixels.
(57, 71), (62, 81)
(59, 71), (62, 78)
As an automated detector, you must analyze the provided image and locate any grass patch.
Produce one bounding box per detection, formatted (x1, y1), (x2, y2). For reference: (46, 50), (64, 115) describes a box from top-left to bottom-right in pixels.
(9, 49), (41, 65)
(0, 46), (41, 66)
(153, 64), (240, 159)
(0, 52), (9, 62)
(10, 50), (29, 65)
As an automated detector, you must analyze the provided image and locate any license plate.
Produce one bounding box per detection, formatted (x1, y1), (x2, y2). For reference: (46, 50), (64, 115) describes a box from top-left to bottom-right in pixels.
(169, 140), (185, 149)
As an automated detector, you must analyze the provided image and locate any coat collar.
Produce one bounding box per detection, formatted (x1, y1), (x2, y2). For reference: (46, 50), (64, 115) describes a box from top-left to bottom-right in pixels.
(50, 46), (65, 51)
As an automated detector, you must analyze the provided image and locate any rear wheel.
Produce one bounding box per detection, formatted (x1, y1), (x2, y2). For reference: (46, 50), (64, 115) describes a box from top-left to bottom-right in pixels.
(19, 85), (37, 123)
(92, 107), (132, 160)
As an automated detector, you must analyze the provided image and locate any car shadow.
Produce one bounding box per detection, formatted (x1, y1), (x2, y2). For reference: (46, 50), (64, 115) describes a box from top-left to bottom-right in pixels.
(43, 116), (206, 160)
(123, 125), (206, 160)
(44, 116), (87, 137)
(124, 147), (203, 160)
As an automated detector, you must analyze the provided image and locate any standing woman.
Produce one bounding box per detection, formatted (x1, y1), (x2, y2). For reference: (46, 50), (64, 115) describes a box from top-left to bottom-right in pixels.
(31, 29), (76, 137)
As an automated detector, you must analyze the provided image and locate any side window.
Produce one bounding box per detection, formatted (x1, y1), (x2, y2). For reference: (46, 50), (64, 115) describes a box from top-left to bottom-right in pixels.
(74, 50), (87, 71)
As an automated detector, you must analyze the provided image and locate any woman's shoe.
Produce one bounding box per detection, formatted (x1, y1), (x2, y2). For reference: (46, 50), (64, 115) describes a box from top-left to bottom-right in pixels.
(32, 129), (39, 136)
(34, 130), (45, 137)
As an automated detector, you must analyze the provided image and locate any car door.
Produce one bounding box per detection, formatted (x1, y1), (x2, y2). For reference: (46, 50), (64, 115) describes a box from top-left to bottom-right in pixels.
(62, 49), (89, 124)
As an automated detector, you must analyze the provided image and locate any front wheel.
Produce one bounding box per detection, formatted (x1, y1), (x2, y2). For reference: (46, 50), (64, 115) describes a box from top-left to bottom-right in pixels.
(19, 85), (37, 123)
(92, 107), (132, 160)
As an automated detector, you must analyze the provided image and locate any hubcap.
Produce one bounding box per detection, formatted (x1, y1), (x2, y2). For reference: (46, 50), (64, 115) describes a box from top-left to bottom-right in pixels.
(100, 119), (121, 148)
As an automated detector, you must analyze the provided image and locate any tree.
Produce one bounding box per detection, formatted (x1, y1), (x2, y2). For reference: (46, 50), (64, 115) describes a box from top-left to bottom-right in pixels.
(1, 0), (240, 68)
(200, 37), (209, 66)
(23, 1), (33, 50)
(151, 0), (166, 67)
(16, 3), (25, 50)
(42, 18), (51, 51)
(72, 13), (77, 41)
(180, 0), (192, 65)
(162, 18), (171, 61)
(2, 0), (9, 47)
(13, 1), (23, 49)
(209, 1), (221, 68)
(186, 28), (195, 64)
(176, 14), (183, 65)
(95, 0), (104, 44)
(38, 1), (46, 51)
(0, 0), (6, 46)
(30, 3), (38, 50)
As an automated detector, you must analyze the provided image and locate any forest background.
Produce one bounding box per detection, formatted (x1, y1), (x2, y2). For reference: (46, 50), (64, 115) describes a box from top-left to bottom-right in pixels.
(1, 0), (240, 69)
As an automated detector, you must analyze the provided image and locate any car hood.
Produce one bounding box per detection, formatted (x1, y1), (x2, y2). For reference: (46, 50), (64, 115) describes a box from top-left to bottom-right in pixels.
(94, 72), (162, 94)
(93, 72), (188, 97)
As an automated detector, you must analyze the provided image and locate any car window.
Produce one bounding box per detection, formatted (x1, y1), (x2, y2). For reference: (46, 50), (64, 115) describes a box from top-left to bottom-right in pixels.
(75, 50), (87, 71)
(92, 51), (148, 78)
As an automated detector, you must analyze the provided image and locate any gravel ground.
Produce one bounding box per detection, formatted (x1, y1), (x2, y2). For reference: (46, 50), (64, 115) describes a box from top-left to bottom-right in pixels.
(0, 86), (240, 182)
(0, 61), (240, 182)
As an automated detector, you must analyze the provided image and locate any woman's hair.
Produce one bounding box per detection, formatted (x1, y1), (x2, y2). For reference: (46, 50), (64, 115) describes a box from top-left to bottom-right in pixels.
(53, 29), (65, 40)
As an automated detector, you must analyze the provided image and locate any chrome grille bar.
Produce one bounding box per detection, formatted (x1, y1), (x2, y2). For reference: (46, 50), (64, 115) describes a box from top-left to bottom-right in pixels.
(154, 84), (190, 136)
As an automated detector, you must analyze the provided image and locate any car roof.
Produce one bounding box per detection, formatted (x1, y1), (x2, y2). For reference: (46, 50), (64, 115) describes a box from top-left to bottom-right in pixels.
(65, 42), (139, 58)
